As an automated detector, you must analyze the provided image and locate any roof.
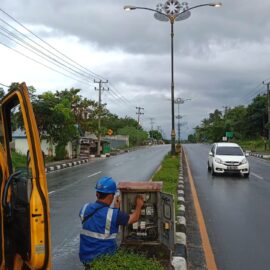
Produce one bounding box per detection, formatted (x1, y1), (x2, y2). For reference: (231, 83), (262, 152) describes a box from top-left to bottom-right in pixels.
(216, 142), (240, 147)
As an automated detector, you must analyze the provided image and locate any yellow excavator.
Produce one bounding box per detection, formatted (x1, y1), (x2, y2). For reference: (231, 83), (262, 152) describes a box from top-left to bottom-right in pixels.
(0, 83), (51, 269)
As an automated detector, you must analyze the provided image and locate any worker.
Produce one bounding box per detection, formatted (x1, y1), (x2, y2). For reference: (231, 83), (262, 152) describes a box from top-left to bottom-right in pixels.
(79, 176), (144, 267)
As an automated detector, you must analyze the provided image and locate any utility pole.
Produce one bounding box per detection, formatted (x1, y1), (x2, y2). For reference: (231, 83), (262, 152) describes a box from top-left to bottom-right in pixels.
(263, 81), (270, 141)
(136, 106), (144, 126)
(149, 118), (155, 139)
(94, 79), (109, 156)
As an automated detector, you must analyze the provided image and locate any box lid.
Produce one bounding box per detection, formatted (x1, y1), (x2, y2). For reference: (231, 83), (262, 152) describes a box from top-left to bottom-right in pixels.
(118, 181), (163, 191)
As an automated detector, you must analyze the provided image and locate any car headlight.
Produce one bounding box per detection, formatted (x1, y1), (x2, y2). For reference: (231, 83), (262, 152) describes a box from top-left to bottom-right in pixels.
(240, 158), (248, 165)
(215, 158), (223, 164)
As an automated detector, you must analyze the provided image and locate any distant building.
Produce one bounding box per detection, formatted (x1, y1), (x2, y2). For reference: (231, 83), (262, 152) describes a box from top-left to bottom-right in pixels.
(12, 129), (74, 158)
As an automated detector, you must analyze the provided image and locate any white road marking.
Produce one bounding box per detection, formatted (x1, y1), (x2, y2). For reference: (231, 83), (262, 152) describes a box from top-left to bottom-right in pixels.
(115, 162), (122, 167)
(251, 172), (263, 180)
(87, 171), (102, 178)
(49, 171), (102, 196)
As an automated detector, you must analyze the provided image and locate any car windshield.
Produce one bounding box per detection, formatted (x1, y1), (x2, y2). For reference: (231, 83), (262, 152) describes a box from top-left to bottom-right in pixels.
(216, 146), (244, 156)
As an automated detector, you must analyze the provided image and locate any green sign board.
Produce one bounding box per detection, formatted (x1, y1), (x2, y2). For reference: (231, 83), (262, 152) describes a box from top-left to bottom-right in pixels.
(226, 131), (234, 138)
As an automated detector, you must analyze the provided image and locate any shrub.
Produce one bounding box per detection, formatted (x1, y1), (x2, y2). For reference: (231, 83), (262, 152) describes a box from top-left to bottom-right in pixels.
(55, 144), (67, 161)
(88, 249), (164, 270)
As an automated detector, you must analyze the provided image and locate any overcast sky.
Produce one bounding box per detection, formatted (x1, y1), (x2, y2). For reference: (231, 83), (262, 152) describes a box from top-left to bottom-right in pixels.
(1, 0), (270, 139)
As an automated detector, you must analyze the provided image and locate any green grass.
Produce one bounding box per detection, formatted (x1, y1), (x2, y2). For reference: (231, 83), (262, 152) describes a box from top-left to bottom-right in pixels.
(87, 249), (164, 270)
(236, 139), (270, 153)
(11, 150), (27, 170)
(152, 154), (180, 200)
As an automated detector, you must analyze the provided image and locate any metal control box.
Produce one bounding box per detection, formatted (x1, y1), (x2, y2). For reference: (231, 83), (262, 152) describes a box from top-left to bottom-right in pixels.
(118, 182), (175, 250)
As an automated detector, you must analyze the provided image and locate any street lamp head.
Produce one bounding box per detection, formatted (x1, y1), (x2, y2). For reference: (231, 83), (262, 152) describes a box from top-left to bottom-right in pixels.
(209, 2), (222, 7)
(123, 5), (137, 11)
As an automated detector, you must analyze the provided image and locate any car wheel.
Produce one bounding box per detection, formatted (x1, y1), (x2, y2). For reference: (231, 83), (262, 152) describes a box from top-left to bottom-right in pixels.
(243, 173), (249, 178)
(211, 166), (216, 176)
(207, 162), (211, 171)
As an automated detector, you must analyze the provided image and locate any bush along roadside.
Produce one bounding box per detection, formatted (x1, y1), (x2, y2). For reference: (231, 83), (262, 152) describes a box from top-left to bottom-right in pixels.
(152, 151), (187, 270)
(87, 249), (164, 270)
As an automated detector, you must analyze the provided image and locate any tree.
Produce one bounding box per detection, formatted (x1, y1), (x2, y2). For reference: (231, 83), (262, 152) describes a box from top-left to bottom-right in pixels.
(117, 126), (148, 146)
(149, 130), (162, 140)
(245, 94), (267, 139)
(32, 91), (78, 152)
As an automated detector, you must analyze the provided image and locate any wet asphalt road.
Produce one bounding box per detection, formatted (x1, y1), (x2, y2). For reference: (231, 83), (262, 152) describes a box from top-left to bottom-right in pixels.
(47, 145), (170, 270)
(183, 144), (270, 270)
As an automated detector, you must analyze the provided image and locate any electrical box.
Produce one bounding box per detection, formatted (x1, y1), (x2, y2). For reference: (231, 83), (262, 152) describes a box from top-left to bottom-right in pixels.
(118, 182), (175, 250)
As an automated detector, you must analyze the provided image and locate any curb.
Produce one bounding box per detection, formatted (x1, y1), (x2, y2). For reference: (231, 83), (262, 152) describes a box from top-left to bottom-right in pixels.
(45, 146), (150, 173)
(171, 150), (187, 270)
(45, 153), (113, 173)
(45, 158), (90, 173)
(249, 152), (270, 159)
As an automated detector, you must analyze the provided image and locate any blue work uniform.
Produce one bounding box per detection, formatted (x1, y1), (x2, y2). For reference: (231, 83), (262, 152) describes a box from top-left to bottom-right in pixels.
(79, 201), (129, 264)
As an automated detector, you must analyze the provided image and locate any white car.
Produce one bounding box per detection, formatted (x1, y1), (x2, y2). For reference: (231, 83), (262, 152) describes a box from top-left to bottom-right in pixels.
(208, 142), (250, 177)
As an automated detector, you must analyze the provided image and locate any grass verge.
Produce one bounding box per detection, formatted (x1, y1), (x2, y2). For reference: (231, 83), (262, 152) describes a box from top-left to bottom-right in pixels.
(87, 249), (164, 270)
(11, 150), (27, 170)
(152, 154), (180, 200)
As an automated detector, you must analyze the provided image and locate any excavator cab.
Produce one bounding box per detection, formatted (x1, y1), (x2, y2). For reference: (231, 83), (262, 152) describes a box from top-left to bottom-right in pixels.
(0, 83), (51, 269)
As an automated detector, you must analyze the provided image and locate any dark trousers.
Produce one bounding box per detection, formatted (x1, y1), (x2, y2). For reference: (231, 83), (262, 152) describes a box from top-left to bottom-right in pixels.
(83, 262), (91, 269)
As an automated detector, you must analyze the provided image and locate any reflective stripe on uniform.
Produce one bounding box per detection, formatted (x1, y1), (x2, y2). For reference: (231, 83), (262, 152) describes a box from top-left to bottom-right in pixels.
(80, 229), (117, 240)
(80, 203), (89, 221)
(105, 208), (113, 234)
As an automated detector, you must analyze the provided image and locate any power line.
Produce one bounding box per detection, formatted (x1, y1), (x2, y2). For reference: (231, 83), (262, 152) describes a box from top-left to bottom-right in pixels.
(0, 82), (9, 87)
(0, 25), (94, 84)
(0, 40), (89, 85)
(0, 8), (105, 81)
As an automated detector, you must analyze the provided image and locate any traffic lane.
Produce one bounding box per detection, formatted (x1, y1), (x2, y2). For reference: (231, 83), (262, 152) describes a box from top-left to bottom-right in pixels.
(48, 145), (170, 270)
(184, 144), (270, 270)
(47, 145), (170, 192)
(50, 173), (97, 270)
(248, 156), (270, 181)
(102, 145), (170, 181)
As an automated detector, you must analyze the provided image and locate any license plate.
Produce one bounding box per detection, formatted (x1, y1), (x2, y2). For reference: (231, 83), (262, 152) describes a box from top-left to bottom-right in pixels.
(227, 166), (238, 170)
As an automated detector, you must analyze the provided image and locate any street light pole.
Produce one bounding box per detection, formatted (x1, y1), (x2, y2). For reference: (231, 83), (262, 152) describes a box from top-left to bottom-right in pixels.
(170, 18), (176, 154)
(124, 1), (222, 155)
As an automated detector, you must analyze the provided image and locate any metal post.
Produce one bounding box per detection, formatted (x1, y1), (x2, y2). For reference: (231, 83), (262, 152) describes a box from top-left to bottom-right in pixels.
(263, 81), (270, 142)
(170, 18), (176, 155)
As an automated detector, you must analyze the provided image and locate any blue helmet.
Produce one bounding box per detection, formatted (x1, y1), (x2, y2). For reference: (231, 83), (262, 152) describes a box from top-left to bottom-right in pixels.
(95, 176), (117, 194)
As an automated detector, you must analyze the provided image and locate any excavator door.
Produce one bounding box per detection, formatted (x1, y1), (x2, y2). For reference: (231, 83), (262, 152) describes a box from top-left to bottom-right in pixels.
(0, 83), (51, 269)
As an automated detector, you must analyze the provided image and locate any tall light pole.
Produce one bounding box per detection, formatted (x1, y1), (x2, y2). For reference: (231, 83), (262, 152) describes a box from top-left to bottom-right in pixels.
(124, 1), (222, 155)
(175, 97), (190, 143)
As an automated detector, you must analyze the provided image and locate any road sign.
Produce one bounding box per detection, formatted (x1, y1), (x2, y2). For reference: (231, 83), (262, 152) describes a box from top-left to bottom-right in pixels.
(107, 129), (113, 136)
(226, 131), (233, 138)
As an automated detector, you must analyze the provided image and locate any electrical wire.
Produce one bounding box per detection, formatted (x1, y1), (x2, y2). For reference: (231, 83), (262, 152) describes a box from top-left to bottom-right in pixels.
(0, 8), (137, 118)
(0, 40), (89, 86)
(0, 8), (106, 81)
(0, 26), (95, 84)
(0, 82), (9, 87)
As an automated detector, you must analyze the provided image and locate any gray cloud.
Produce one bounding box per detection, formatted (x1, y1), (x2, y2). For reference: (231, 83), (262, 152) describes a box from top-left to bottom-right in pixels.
(1, 0), (270, 138)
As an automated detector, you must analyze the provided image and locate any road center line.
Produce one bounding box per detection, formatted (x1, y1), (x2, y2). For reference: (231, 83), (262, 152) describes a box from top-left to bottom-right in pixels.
(251, 172), (263, 180)
(87, 171), (102, 178)
(48, 191), (55, 195)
